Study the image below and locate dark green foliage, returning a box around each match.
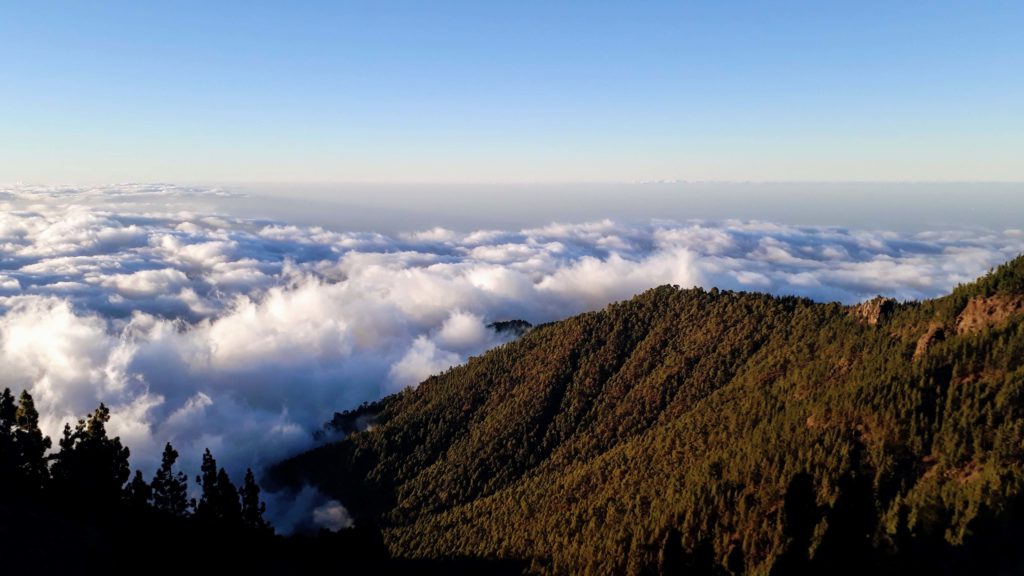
[195,448,244,525]
[0,388,52,495]
[241,468,271,531]
[0,385,52,494]
[770,472,818,576]
[273,255,1024,575]
[50,403,131,506]
[0,392,411,573]
[0,388,16,482]
[197,446,218,514]
[151,442,189,516]
[14,390,51,490]
[216,468,242,523]
[488,319,533,337]
[125,469,153,508]
[320,399,388,439]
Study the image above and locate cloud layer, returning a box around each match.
[1,184,1022,526]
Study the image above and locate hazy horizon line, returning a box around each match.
[6,179,1024,188]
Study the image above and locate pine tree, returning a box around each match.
[50,403,131,506]
[0,389,51,493]
[14,390,51,490]
[240,468,270,532]
[195,449,242,525]
[0,388,15,428]
[125,469,153,509]
[215,468,242,525]
[151,443,189,516]
[196,448,218,518]
[0,388,16,486]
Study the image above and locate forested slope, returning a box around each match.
[273,255,1024,575]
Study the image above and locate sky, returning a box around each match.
[1,1,1022,184]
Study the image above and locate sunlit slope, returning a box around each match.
[273,255,1024,575]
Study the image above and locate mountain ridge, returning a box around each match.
[272,255,1024,575]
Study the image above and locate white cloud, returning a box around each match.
[435,311,493,353]
[312,500,354,531]
[0,183,1022,524]
[402,226,460,243]
[536,249,703,309]
[388,336,462,392]
[100,268,189,298]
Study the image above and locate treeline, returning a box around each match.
[0,389,525,575]
[273,255,1024,575]
[0,391,278,569]
[0,391,390,574]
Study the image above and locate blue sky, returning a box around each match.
[1,1,1021,184]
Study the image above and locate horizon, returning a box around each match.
[7,181,1024,234]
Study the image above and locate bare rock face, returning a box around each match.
[956,295,1024,335]
[852,296,897,326]
[914,323,946,360]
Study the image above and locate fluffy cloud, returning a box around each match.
[100,268,190,298]
[1,183,1022,529]
[312,500,354,531]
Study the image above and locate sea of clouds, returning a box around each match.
[2,183,1022,527]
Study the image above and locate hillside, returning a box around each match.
[272,255,1024,575]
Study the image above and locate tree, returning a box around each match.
[0,388,17,486]
[195,449,241,525]
[151,443,189,516]
[241,468,270,532]
[769,472,819,576]
[811,469,879,574]
[0,388,15,427]
[196,448,219,518]
[125,470,153,509]
[14,390,51,490]
[50,403,131,506]
[0,389,51,493]
[215,468,242,525]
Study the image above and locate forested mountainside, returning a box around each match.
[272,255,1024,575]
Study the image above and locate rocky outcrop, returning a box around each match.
[956,295,1024,335]
[914,323,946,360]
[851,296,897,326]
